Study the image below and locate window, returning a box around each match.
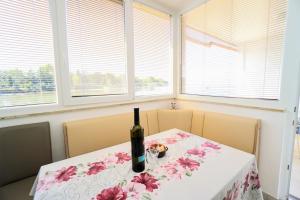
[0,0,174,111]
[0,0,57,108]
[66,0,127,97]
[181,0,288,99]
[133,2,172,96]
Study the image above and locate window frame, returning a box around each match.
[0,0,175,117]
[59,0,134,105]
[177,1,288,111]
[0,0,61,113]
[59,0,175,105]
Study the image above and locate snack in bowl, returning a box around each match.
[149,143,168,158]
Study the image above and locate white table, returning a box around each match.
[31,129,263,200]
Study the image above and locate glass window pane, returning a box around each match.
[66,0,127,97]
[0,0,57,107]
[133,3,172,96]
[181,0,288,99]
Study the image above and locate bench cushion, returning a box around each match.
[157,109,193,132]
[64,112,148,157]
[0,176,35,200]
[203,112,260,155]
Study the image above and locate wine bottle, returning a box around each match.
[130,108,145,172]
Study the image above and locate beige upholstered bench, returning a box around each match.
[64,109,260,159]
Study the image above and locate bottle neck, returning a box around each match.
[134,108,140,126]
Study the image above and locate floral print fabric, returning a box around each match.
[221,163,262,200]
[34,131,262,200]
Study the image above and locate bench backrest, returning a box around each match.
[64,112,148,157]
[64,109,260,158]
[157,109,193,132]
[202,112,260,158]
[0,122,52,186]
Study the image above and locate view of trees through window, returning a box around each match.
[70,73,168,97]
[133,2,172,96]
[0,65,56,107]
[0,0,57,108]
[0,64,168,107]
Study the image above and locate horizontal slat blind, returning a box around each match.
[133,2,172,96]
[0,0,57,107]
[66,0,127,97]
[182,0,288,99]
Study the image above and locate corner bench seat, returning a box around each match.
[0,176,35,200]
[64,109,260,159]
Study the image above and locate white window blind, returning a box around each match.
[133,3,172,96]
[66,0,127,97]
[181,0,288,99]
[0,0,57,108]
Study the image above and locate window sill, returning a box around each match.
[1,93,285,120]
[0,95,175,120]
[177,94,286,112]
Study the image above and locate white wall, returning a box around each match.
[176,100,286,198]
[0,100,172,161]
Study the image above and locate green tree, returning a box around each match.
[39,64,55,91]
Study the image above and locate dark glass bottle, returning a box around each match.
[130,108,145,172]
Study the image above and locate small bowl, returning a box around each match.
[149,143,168,158]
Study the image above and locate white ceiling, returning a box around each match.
[151,0,196,11]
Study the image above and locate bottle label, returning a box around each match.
[138,155,145,162]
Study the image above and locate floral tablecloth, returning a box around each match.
[31,128,263,200]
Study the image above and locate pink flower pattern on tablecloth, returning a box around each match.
[145,132,191,147]
[36,133,214,194]
[242,174,250,193]
[131,172,159,192]
[161,162,185,179]
[36,132,262,200]
[223,164,262,200]
[165,137,178,144]
[36,177,55,191]
[36,151,131,192]
[87,161,106,175]
[115,152,131,164]
[201,141,221,150]
[249,170,261,190]
[187,147,206,158]
[177,132,191,139]
[95,186,127,200]
[223,182,240,200]
[55,166,77,183]
[177,157,200,171]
